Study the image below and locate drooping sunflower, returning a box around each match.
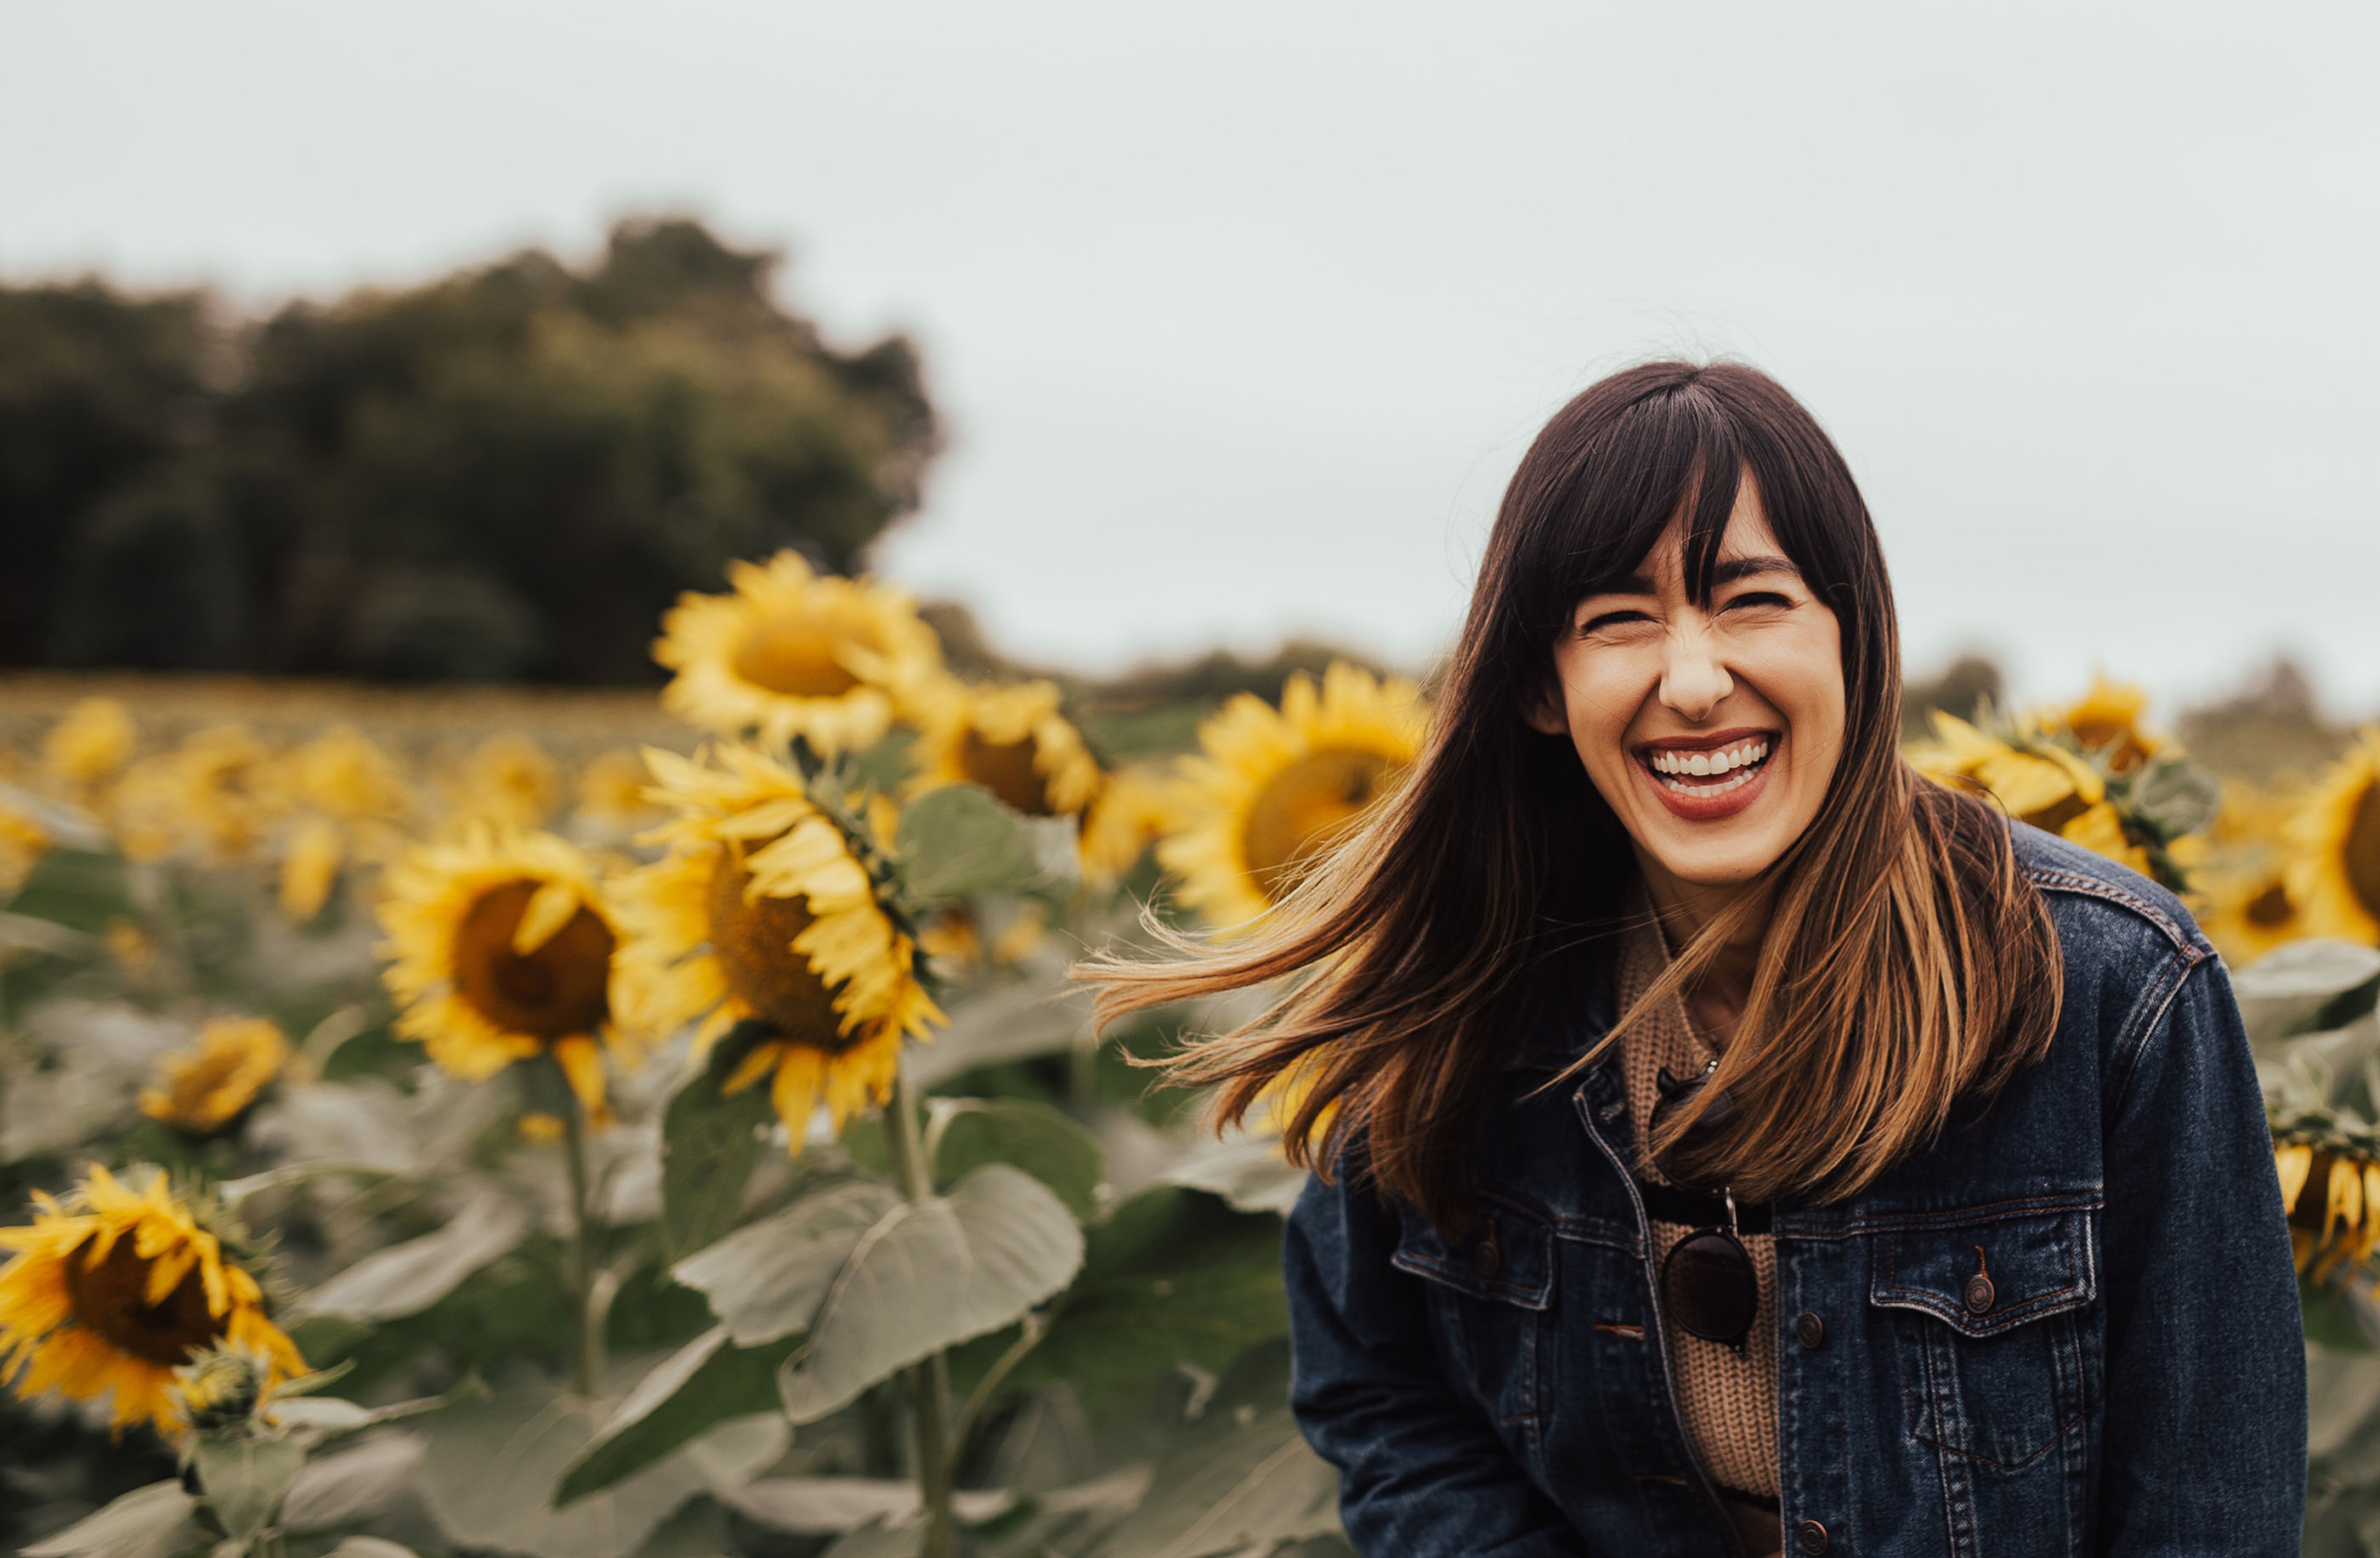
[2044,677,2166,774]
[377,826,633,1118]
[652,551,944,755]
[612,744,941,1147]
[0,1166,303,1437]
[2287,728,2380,946]
[1907,711,2157,878]
[139,1018,292,1137]
[910,680,1104,820]
[1159,662,1429,932]
[2275,1138,2380,1284]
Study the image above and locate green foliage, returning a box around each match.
[930,1099,1105,1220]
[896,784,1048,905]
[0,218,938,683]
[660,1025,781,1259]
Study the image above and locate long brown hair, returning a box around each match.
[1080,360,2063,1236]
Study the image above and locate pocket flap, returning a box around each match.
[1870,1208,2096,1337]
[1391,1194,1556,1311]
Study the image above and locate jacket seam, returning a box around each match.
[1775,1190,2103,1239]
[2021,864,2202,952]
[2102,949,2203,1118]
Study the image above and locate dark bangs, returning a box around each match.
[1505,367,1884,711]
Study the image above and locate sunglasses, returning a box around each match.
[1646,1060,1765,1351]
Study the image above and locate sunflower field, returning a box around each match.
[2,548,2379,1557]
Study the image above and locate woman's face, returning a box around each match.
[1527,479,1846,891]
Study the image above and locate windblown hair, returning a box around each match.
[1080,361,2064,1236]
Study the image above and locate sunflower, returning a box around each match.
[910,680,1104,820]
[1079,763,1176,887]
[2193,779,2307,964]
[0,1166,303,1437]
[652,551,944,755]
[1159,663,1429,931]
[2287,728,2380,946]
[612,744,941,1148]
[574,748,661,837]
[1910,711,2106,834]
[112,725,280,865]
[439,734,560,833]
[2275,1139,2380,1283]
[139,1018,292,1136]
[2044,677,2165,774]
[41,697,137,802]
[273,726,416,918]
[377,825,633,1119]
[0,793,48,898]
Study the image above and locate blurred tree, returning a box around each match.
[0,283,217,666]
[0,217,938,683]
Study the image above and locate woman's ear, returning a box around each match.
[1522,677,1570,737]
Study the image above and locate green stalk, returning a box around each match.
[887,1063,958,1558]
[561,1085,604,1398]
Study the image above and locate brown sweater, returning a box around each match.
[1617,909,1783,1558]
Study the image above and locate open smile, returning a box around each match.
[1631,728,1781,821]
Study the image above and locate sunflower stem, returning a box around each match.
[561,1090,604,1399]
[887,1062,959,1558]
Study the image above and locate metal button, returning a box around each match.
[1796,1518,1830,1555]
[1794,1311,1826,1350]
[1476,1220,1502,1279]
[1963,1273,1996,1316]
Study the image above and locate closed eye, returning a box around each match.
[1578,609,1654,634]
[1722,592,1794,612]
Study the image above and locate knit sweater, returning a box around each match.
[1616,908,1782,1556]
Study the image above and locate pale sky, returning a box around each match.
[5,2,2376,717]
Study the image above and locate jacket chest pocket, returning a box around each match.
[1391,1195,1556,1431]
[1869,1206,2098,1471]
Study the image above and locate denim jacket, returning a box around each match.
[1284,824,2305,1556]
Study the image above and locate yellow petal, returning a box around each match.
[2276,1142,2315,1215]
[512,878,585,956]
[552,1034,609,1121]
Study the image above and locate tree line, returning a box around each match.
[0,218,938,683]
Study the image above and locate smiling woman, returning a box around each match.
[1080,360,2304,1557]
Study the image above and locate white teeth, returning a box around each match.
[1646,739,1771,778]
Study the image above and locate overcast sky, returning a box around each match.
[6,3,2375,716]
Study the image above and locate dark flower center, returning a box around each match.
[706,853,864,1052]
[62,1233,224,1368]
[453,879,615,1039]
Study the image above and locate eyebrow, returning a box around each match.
[1598,555,1803,596]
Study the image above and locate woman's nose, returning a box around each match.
[1659,632,1732,722]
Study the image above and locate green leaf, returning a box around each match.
[2237,939,2380,1054]
[326,1540,422,1558]
[2306,1278,2380,1354]
[779,1164,1085,1424]
[414,1372,786,1558]
[908,972,1095,1090]
[4,845,131,936]
[897,784,1042,903]
[20,1480,199,1558]
[1017,1187,1287,1393]
[659,1028,779,1260]
[556,1325,805,1506]
[279,1434,434,1533]
[2127,752,2223,841]
[296,1190,529,1321]
[1162,1136,1310,1216]
[672,1180,903,1345]
[192,1436,309,1544]
[1091,1340,1338,1558]
[821,1521,923,1558]
[932,1098,1105,1220]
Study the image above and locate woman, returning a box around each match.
[1085,362,2304,1555]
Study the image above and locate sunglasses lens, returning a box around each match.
[1662,1230,1759,1345]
